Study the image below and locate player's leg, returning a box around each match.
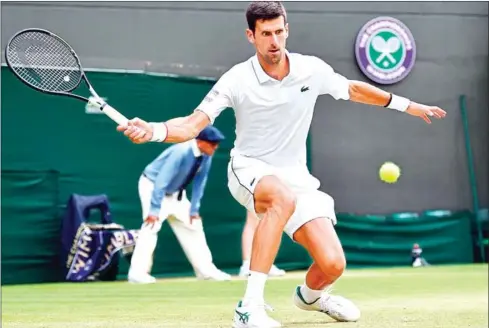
[128,175,163,284]
[228,156,295,328]
[292,218,360,322]
[288,191,360,322]
[239,210,286,277]
[245,175,295,290]
[235,175,294,328]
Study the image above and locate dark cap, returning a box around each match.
[196,125,225,143]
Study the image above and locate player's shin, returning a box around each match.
[306,261,342,288]
[294,218,346,299]
[301,262,336,303]
[243,208,288,304]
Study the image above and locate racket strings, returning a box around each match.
[7,31,82,92]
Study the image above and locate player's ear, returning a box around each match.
[285,23,289,39]
[246,29,255,45]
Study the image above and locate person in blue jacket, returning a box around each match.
[128,125,231,283]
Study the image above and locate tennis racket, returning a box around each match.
[5,28,128,125]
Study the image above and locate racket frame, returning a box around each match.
[5,28,128,125]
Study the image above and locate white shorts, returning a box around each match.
[227,155,337,240]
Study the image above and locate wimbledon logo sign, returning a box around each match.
[355,16,416,85]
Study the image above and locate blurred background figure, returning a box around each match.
[411,243,430,267]
[239,211,286,277]
[129,125,231,283]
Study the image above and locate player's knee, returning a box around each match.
[333,254,347,276]
[313,244,346,278]
[323,252,346,278]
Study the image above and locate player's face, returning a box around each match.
[246,16,288,65]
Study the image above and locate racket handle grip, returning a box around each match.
[101,103,129,126]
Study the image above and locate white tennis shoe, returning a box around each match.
[232,300,281,328]
[293,285,361,322]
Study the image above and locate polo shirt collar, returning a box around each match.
[251,49,293,84]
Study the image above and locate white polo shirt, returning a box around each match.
[196,51,350,168]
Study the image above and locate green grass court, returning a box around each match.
[2,264,487,328]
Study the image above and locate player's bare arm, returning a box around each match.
[348,80,447,124]
[163,110,210,142]
[116,110,210,144]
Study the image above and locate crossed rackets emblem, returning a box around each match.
[371,35,401,64]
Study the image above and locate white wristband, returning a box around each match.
[149,122,168,142]
[386,94,411,112]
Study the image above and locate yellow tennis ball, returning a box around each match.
[379,161,401,183]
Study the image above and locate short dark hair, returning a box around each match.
[246,1,287,33]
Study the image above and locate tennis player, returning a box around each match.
[117,2,446,327]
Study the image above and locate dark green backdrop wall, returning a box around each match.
[1,68,474,285]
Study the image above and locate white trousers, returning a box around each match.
[129,175,217,278]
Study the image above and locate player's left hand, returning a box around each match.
[406,103,447,124]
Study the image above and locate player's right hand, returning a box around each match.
[117,117,153,144]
